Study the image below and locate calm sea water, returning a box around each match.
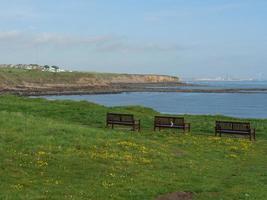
[42,81,267,119]
[149,80,267,90]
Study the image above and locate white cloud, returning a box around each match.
[0,31,117,47]
[32,32,115,46]
[0,30,21,39]
[0,31,184,53]
[97,42,186,53]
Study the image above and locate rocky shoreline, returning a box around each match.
[1,68,266,96]
[1,82,267,96]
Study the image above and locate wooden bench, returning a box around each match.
[106,113,140,131]
[154,116,190,132]
[215,121,256,140]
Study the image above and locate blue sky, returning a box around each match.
[0,0,267,79]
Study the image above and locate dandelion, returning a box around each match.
[208,137,221,141]
[36,160,48,167]
[38,151,46,155]
[139,158,152,164]
[102,181,114,189]
[124,154,133,162]
[229,154,238,158]
[229,146,239,151]
[11,184,23,191]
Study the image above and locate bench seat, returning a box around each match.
[215,121,256,140]
[217,130,252,134]
[155,124,188,128]
[106,113,140,131]
[154,116,190,133]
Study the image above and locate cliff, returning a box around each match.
[0,67,180,95]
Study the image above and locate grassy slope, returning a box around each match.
[0,95,266,200]
[0,68,178,87]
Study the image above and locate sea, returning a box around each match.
[41,81,267,119]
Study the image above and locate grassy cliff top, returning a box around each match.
[0,95,267,199]
[0,67,179,88]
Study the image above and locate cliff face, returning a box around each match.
[108,74,179,83]
[0,68,180,94]
[76,74,179,86]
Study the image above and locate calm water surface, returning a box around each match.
[42,91,267,119]
[149,81,267,90]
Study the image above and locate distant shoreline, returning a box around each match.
[1,68,267,96]
[1,82,267,96]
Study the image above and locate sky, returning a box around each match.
[0,0,267,79]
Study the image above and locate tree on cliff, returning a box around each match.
[43,65,50,70]
[51,65,59,72]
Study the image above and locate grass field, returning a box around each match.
[0,68,178,89]
[0,67,121,84]
[0,95,267,199]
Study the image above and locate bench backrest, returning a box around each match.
[216,121,250,131]
[107,113,134,123]
[155,116,185,126]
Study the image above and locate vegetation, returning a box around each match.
[0,95,266,199]
[0,68,179,89]
[0,67,123,85]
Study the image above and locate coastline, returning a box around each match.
[1,82,267,96]
[1,68,266,96]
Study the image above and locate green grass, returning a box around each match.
[0,68,179,88]
[0,67,123,86]
[0,95,267,199]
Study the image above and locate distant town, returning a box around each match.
[0,64,71,73]
[183,76,263,82]
[193,77,256,82]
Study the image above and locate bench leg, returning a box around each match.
[249,131,256,141]
[187,126,190,133]
[112,124,114,129]
[253,129,256,141]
